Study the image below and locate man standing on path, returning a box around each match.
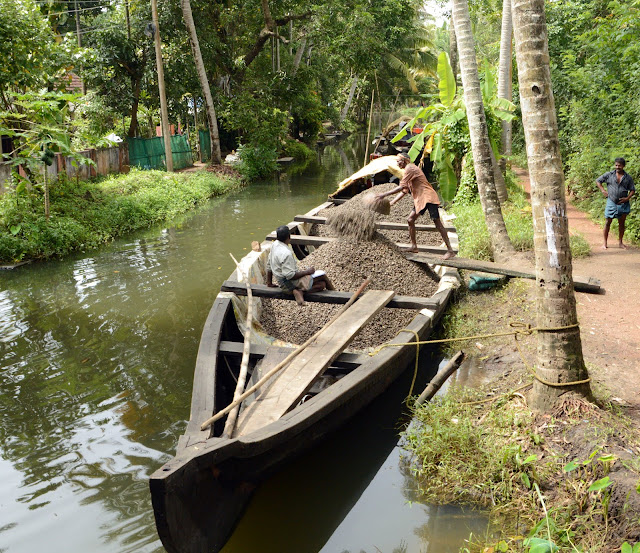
[596,157,635,249]
[374,153,456,259]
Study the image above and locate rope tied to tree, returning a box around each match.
[371,321,590,398]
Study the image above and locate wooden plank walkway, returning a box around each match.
[404,253,603,294]
[220,281,439,309]
[264,233,455,255]
[234,289,395,436]
[293,214,456,233]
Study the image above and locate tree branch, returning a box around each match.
[240,1,311,73]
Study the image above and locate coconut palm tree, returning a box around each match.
[511,0,591,410]
[181,0,222,165]
[497,0,513,179]
[452,0,515,262]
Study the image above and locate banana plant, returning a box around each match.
[392,53,515,202]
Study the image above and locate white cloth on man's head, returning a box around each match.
[266,240,298,281]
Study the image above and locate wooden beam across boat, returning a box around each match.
[218,340,368,367]
[234,290,396,436]
[264,233,455,255]
[220,281,439,310]
[293,214,456,233]
[404,253,603,294]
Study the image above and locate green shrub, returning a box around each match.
[0,168,241,263]
[236,143,279,181]
[283,139,314,161]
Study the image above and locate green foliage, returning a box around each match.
[235,143,278,181]
[393,54,514,201]
[0,0,73,94]
[545,0,640,244]
[403,386,540,506]
[283,139,314,161]
[0,169,241,263]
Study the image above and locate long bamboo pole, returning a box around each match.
[222,254,253,438]
[200,278,371,431]
[363,90,375,167]
[415,351,465,405]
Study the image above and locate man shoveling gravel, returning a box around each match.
[375,152,456,259]
[266,225,335,305]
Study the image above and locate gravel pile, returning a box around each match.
[314,183,443,246]
[260,233,439,350]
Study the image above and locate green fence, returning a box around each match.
[199,130,211,162]
[128,135,193,170]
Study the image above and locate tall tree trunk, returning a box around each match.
[497,0,513,177]
[449,16,458,82]
[452,0,515,262]
[181,0,222,164]
[127,76,140,137]
[291,36,307,78]
[512,0,591,410]
[339,74,358,124]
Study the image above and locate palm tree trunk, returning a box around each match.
[449,14,458,81]
[512,0,591,410]
[497,0,513,177]
[181,0,222,165]
[452,0,515,261]
[339,74,358,124]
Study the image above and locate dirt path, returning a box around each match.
[514,168,640,409]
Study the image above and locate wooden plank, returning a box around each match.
[241,346,292,408]
[294,214,456,233]
[264,233,455,255]
[234,289,395,436]
[329,198,349,204]
[218,341,367,367]
[220,281,438,309]
[404,253,603,294]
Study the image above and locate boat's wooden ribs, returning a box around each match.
[264,233,455,255]
[218,341,367,367]
[293,214,456,233]
[220,281,439,310]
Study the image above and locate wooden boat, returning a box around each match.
[149,156,460,553]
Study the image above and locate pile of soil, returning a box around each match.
[260,233,439,350]
[312,184,444,247]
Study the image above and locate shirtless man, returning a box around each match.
[266,225,335,305]
[375,153,456,259]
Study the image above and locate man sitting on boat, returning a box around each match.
[266,225,335,305]
[374,152,456,259]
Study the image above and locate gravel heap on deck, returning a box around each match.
[312,183,444,246]
[259,232,439,351]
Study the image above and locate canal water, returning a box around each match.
[0,135,487,553]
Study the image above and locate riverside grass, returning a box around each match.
[451,171,591,260]
[0,168,242,263]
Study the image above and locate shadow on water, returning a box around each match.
[222,348,488,553]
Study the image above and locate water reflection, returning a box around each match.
[0,137,363,553]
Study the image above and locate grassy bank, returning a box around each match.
[403,280,640,552]
[0,168,242,264]
[450,169,591,260]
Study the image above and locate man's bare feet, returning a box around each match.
[620,243,627,249]
[602,244,608,250]
[293,289,305,306]
[405,246,419,253]
[442,250,456,260]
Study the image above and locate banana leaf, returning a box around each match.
[437,52,456,107]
